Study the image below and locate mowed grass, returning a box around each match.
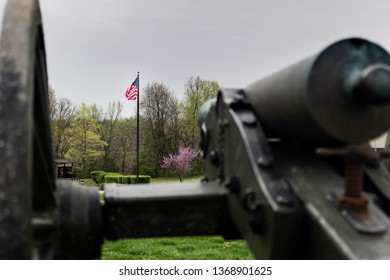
[150,174,204,184]
[82,174,203,186]
[83,174,254,259]
[101,236,254,260]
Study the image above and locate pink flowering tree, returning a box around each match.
[161,147,199,182]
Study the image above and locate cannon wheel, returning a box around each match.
[0,0,57,259]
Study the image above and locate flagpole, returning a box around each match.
[136,71,140,184]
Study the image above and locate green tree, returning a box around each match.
[48,84,57,121]
[90,101,123,171]
[181,76,219,148]
[67,104,107,177]
[48,86,77,159]
[115,117,136,174]
[140,82,181,177]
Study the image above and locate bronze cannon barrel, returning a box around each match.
[244,38,390,143]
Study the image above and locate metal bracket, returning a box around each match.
[328,192,387,234]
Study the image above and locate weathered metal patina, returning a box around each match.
[244,38,390,143]
[3,0,390,259]
[0,0,57,259]
[0,0,102,260]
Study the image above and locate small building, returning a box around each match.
[55,159,74,179]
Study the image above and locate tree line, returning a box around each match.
[49,76,219,178]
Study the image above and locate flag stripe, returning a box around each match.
[125,76,139,101]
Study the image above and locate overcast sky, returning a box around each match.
[20,0,390,116]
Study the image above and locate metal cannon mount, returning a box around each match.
[3,0,390,259]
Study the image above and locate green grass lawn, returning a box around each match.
[82,178,96,186]
[150,174,204,184]
[82,174,203,187]
[101,236,254,260]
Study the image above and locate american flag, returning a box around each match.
[125,77,139,100]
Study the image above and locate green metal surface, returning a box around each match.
[244,38,390,143]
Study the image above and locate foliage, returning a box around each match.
[72,166,83,179]
[105,174,151,184]
[93,171,151,184]
[49,77,220,178]
[104,173,123,183]
[90,170,105,184]
[140,82,181,177]
[49,86,77,159]
[139,164,157,178]
[67,104,107,177]
[181,76,219,149]
[161,147,199,182]
[116,118,136,174]
[91,101,123,171]
[97,171,108,185]
[131,175,151,184]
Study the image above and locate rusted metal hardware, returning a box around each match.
[317,145,390,212]
[316,144,390,234]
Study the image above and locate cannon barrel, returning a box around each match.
[196,38,390,259]
[244,38,390,143]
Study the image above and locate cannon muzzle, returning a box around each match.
[244,38,390,143]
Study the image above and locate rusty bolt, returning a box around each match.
[316,143,390,215]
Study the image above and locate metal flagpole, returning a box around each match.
[136,71,140,183]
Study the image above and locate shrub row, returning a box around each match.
[90,170,105,184]
[105,175,151,184]
[91,171,121,185]
[90,170,151,185]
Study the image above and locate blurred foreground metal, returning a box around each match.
[2,0,390,259]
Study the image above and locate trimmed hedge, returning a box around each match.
[93,171,109,185]
[104,174,121,184]
[105,175,151,184]
[131,175,151,184]
[91,170,151,185]
[90,170,105,184]
[120,175,132,184]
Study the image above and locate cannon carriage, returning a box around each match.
[3,0,390,259]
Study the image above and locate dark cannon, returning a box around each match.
[2,0,390,259]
